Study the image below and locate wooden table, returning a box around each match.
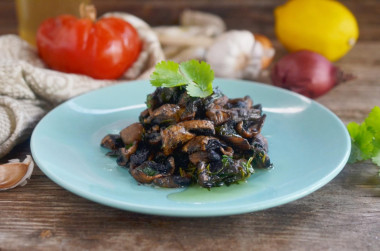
[1,1,380,250]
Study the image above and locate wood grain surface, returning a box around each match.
[1,0,380,250]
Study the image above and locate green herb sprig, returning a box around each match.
[347,106,380,166]
[150,60,214,98]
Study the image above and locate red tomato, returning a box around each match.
[37,15,142,79]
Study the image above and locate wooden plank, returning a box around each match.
[0,160,379,250]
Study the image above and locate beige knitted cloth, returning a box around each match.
[0,13,164,159]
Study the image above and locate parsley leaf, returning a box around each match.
[372,151,380,166]
[364,106,380,133]
[347,106,380,167]
[150,60,214,98]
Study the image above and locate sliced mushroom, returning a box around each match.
[252,133,269,153]
[235,115,266,139]
[182,136,218,153]
[227,96,253,109]
[129,143,151,168]
[161,125,195,155]
[229,107,262,122]
[206,109,230,125]
[222,135,251,151]
[145,104,182,125]
[213,95,229,107]
[0,155,34,191]
[129,161,163,184]
[106,149,120,157]
[117,141,138,166]
[140,108,149,117]
[153,175,192,188]
[145,87,182,110]
[189,151,209,165]
[166,156,176,175]
[197,162,212,188]
[177,91,192,107]
[180,120,215,135]
[208,149,222,162]
[179,108,196,121]
[151,125,160,132]
[101,134,124,150]
[220,146,234,157]
[145,132,162,145]
[252,148,272,169]
[120,123,144,145]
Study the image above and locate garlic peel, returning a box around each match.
[0,155,34,191]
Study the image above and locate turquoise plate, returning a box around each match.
[31,79,351,217]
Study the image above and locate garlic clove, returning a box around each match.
[0,155,34,191]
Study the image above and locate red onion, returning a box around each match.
[271,50,354,98]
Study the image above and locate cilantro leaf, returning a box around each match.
[186,81,213,98]
[180,60,214,98]
[149,60,214,98]
[150,61,188,87]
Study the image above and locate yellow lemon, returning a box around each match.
[274,0,359,61]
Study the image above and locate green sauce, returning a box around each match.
[167,181,256,203]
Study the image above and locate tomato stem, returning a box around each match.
[79,3,96,21]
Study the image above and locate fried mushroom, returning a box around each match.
[120,123,144,145]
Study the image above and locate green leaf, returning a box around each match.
[347,121,374,160]
[149,60,214,98]
[347,106,380,167]
[364,106,380,134]
[180,60,214,98]
[372,151,380,166]
[357,126,374,160]
[150,61,188,88]
[347,122,360,139]
[373,130,380,151]
[186,81,213,98]
[348,141,363,163]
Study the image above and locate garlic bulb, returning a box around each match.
[206,31,275,80]
[0,155,34,191]
[206,30,255,79]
